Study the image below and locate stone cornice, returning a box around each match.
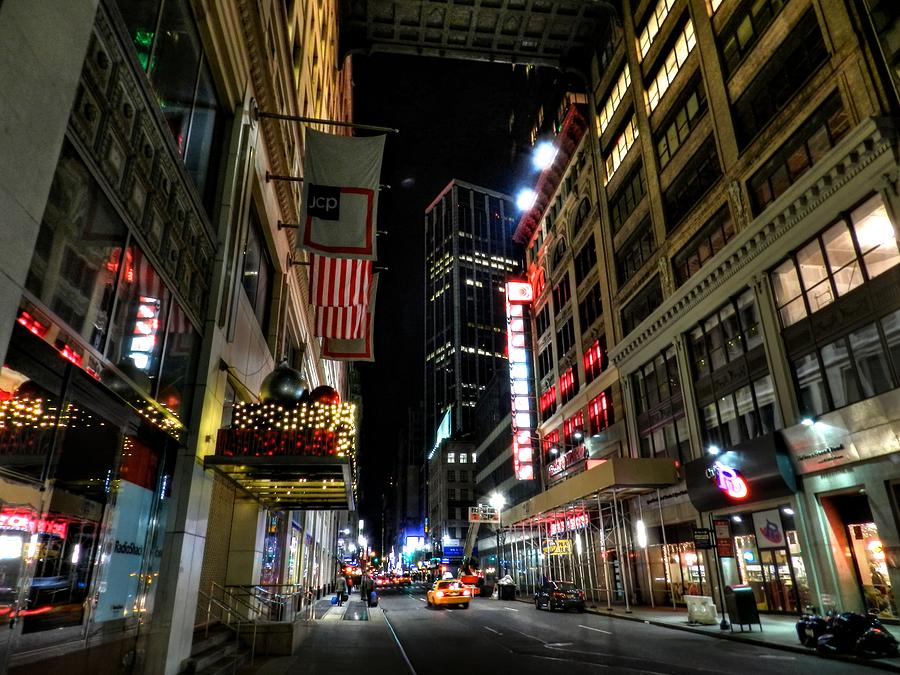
[609,117,900,372]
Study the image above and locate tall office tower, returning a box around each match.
[424,180,521,446]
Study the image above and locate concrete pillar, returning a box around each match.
[751,273,800,425]
[225,499,265,585]
[0,0,99,364]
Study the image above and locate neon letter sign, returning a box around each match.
[711,461,749,500]
[506,281,534,481]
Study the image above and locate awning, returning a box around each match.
[204,454,354,511]
[502,456,678,526]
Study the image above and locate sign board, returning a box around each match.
[468,505,500,524]
[692,527,713,550]
[505,281,535,481]
[548,512,589,536]
[752,509,786,549]
[547,444,587,479]
[443,546,463,557]
[542,539,572,555]
[713,519,734,557]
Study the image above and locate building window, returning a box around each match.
[621,276,663,337]
[447,452,456,464]
[719,0,787,77]
[688,291,779,449]
[574,241,598,285]
[605,115,640,183]
[579,285,604,333]
[589,390,613,434]
[573,197,592,235]
[583,339,607,384]
[459,453,467,463]
[543,429,560,462]
[672,206,735,287]
[540,386,558,419]
[616,218,655,287]
[597,66,632,134]
[732,9,828,148]
[663,135,722,229]
[563,412,585,445]
[553,277,572,313]
[552,239,568,269]
[770,195,900,328]
[632,346,690,462]
[638,0,677,59]
[535,303,551,337]
[538,343,554,379]
[241,209,273,332]
[647,20,697,112]
[556,318,576,356]
[448,488,456,500]
[560,367,578,404]
[609,164,647,233]
[655,75,708,170]
[447,470,456,482]
[749,92,850,214]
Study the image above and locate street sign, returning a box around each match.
[692,526,714,550]
[468,505,500,524]
[443,546,463,557]
[541,539,572,555]
[713,519,734,557]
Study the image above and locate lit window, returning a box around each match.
[605,115,639,183]
[471,453,476,463]
[458,453,467,464]
[638,0,677,59]
[447,452,455,464]
[597,66,632,135]
[589,391,612,434]
[646,20,696,112]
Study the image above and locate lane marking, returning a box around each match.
[503,607,519,612]
[382,611,418,675]
[579,625,612,634]
[484,626,502,635]
[515,630,544,642]
[417,598,426,602]
[545,642,574,647]
[759,655,796,660]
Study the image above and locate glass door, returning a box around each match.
[848,521,896,619]
[758,549,799,612]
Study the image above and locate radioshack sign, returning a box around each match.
[506,281,534,481]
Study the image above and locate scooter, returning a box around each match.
[816,611,899,659]
[795,606,830,648]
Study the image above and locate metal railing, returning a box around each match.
[198,584,258,668]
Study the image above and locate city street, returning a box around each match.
[378,587,870,675]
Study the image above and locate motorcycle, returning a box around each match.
[795,606,830,648]
[816,611,899,659]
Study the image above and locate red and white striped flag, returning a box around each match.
[309,255,372,307]
[314,305,366,340]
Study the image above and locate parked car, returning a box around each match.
[534,580,585,612]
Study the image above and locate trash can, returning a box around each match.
[725,585,761,632]
[499,584,516,601]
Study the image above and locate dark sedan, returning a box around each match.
[534,581,585,612]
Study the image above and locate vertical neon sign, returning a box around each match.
[506,281,534,480]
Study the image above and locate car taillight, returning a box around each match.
[553,592,567,599]
[578,592,585,600]
[435,591,444,598]
[463,590,471,596]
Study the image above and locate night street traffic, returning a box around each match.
[376,586,870,675]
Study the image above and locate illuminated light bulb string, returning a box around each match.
[218,400,357,459]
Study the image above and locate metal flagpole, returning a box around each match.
[251,102,400,134]
[657,489,676,610]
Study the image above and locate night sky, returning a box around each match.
[351,53,562,540]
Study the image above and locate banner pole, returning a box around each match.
[252,101,399,134]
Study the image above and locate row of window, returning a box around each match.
[579,285,604,333]
[647,19,696,112]
[605,115,640,183]
[719,0,786,77]
[617,219,656,287]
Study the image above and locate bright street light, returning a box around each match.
[516,188,537,211]
[532,141,557,170]
[489,493,506,511]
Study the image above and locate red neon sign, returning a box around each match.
[0,512,68,538]
[712,462,749,500]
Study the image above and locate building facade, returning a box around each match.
[499,0,900,622]
[0,1,357,673]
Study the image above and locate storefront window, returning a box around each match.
[850,522,895,618]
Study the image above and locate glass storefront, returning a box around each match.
[647,523,708,605]
[717,506,810,613]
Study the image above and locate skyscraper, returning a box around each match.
[424,180,521,446]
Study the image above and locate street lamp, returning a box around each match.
[515,188,537,211]
[532,141,557,170]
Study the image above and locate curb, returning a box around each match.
[510,597,900,673]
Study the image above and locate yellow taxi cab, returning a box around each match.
[426,579,472,609]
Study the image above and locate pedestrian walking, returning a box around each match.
[336,574,348,606]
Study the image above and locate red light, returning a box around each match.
[506,281,533,304]
[462,589,471,597]
[58,345,83,367]
[16,311,48,338]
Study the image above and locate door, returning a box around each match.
[758,549,799,612]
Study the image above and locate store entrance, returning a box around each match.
[824,493,896,619]
[758,549,797,612]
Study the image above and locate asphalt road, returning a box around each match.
[378,585,863,675]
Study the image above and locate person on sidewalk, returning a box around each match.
[336,574,349,606]
[360,574,373,606]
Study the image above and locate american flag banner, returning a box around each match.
[323,273,378,362]
[314,305,366,341]
[309,255,372,307]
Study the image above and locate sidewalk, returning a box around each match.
[244,597,410,675]
[514,595,900,672]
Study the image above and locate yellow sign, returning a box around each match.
[542,539,572,555]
